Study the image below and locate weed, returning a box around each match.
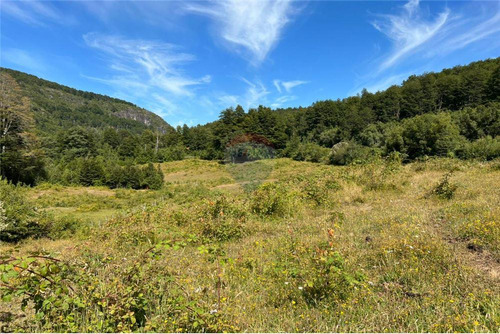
[431,172,458,199]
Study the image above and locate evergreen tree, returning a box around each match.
[79,158,104,186]
[141,163,164,190]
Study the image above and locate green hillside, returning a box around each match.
[0,68,172,135]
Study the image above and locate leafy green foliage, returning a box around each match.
[0,179,46,241]
[401,113,465,159]
[289,142,331,163]
[199,195,246,242]
[251,183,298,217]
[0,251,234,332]
[459,136,500,160]
[431,172,458,199]
[226,142,275,163]
[329,142,380,165]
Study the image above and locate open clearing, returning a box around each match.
[1,158,499,332]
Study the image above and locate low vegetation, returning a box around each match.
[1,157,499,332]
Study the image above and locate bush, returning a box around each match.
[300,245,365,305]
[251,183,297,217]
[295,173,340,206]
[0,252,235,332]
[198,195,246,241]
[272,235,365,308]
[329,142,379,165]
[0,179,46,242]
[123,165,142,189]
[319,127,343,147]
[401,113,465,159]
[431,172,457,199]
[46,215,86,239]
[453,104,500,140]
[141,163,164,190]
[201,213,244,242]
[359,123,384,147]
[458,136,500,160]
[105,164,125,188]
[292,142,331,163]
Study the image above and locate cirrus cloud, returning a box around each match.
[83,32,211,97]
[185,0,300,65]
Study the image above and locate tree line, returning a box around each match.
[1,58,499,187]
[180,58,499,163]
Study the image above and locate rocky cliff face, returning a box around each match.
[115,107,171,133]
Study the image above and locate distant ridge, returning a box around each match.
[0,67,172,134]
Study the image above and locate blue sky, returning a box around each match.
[1,0,499,127]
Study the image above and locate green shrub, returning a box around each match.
[0,179,46,242]
[123,165,142,189]
[201,216,244,242]
[104,163,164,190]
[46,215,86,239]
[329,142,379,165]
[79,158,105,186]
[401,113,466,159]
[300,245,365,305]
[0,250,236,332]
[458,136,500,160]
[453,104,500,140]
[431,172,457,199]
[141,163,164,190]
[296,173,340,206]
[251,183,297,217]
[292,142,331,163]
[226,142,275,163]
[105,164,125,188]
[319,127,344,147]
[200,195,245,241]
[271,236,365,308]
[359,123,384,147]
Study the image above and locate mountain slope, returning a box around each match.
[0,68,172,134]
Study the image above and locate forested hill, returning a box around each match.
[182,57,499,161]
[0,67,172,134]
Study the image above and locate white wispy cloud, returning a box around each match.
[372,0,449,71]
[354,1,500,95]
[218,95,240,108]
[83,33,210,97]
[1,48,46,72]
[82,33,212,121]
[151,94,178,117]
[1,0,73,26]
[273,80,308,93]
[217,78,300,110]
[185,0,299,65]
[273,79,282,93]
[270,95,296,109]
[431,10,500,56]
[240,78,270,108]
[217,78,270,110]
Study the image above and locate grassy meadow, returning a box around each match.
[1,158,499,332]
